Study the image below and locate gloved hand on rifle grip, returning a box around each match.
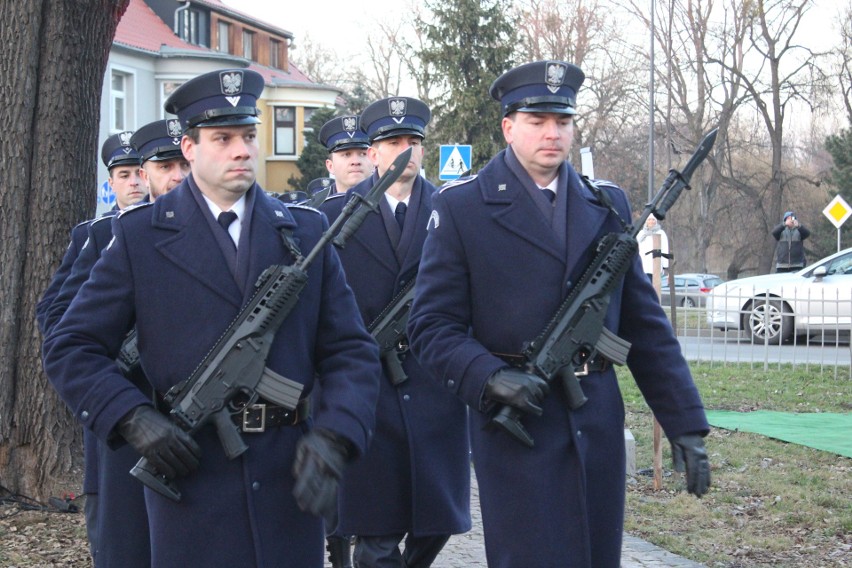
[670,434,711,497]
[117,405,202,479]
[484,368,550,416]
[292,428,353,520]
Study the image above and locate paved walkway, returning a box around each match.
[332,465,705,567]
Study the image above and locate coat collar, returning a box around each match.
[149,178,298,307]
[478,149,611,273]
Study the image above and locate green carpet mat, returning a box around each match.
[705,410,852,458]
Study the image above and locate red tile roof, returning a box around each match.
[113,0,323,89]
[114,0,207,54]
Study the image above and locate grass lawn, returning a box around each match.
[620,363,852,567]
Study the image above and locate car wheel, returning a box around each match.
[744,297,793,344]
[681,297,696,308]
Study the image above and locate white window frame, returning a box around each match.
[274,106,296,156]
[218,21,230,53]
[109,66,136,133]
[242,30,254,60]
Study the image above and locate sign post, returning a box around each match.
[439,144,472,181]
[822,195,851,252]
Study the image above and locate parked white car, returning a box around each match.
[707,247,852,343]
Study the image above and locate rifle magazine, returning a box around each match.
[596,328,630,365]
[256,367,304,410]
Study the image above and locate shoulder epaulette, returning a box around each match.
[116,201,153,218]
[90,215,114,227]
[285,204,322,214]
[439,174,478,193]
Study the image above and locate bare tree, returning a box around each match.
[834,3,852,124]
[0,0,128,501]
[289,34,345,87]
[514,0,646,192]
[721,0,829,272]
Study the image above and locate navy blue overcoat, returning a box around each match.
[44,178,381,567]
[36,219,95,336]
[408,150,708,568]
[321,173,470,537]
[48,213,151,568]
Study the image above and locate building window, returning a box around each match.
[177,8,208,47]
[274,107,295,155]
[110,69,134,132]
[269,39,280,68]
[242,30,254,60]
[217,21,230,53]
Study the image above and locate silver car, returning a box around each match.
[706,247,852,343]
[660,273,723,308]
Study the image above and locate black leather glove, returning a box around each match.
[671,434,711,497]
[117,405,202,479]
[484,368,550,416]
[292,428,353,520]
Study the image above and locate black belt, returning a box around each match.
[492,353,610,376]
[232,397,310,433]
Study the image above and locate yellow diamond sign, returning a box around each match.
[822,195,851,228]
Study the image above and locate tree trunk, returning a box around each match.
[0,0,128,501]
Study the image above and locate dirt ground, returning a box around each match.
[0,496,91,567]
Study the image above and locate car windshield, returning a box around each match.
[704,277,724,288]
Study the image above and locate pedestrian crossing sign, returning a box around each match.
[439,144,472,180]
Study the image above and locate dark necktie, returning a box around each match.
[395,202,407,230]
[541,188,556,203]
[218,210,238,248]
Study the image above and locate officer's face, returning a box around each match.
[369,135,424,184]
[109,164,146,210]
[502,112,574,184]
[182,125,258,204]
[140,157,190,200]
[326,148,372,193]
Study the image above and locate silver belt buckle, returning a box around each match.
[575,362,590,378]
[242,403,267,433]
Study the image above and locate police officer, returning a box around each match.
[408,61,710,568]
[35,132,145,335]
[321,97,471,568]
[319,115,373,195]
[35,131,146,562]
[43,68,381,567]
[133,118,191,200]
[103,131,147,210]
[41,119,192,567]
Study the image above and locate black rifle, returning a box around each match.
[302,186,332,209]
[333,148,413,248]
[129,147,412,501]
[115,329,140,378]
[367,279,415,385]
[492,128,718,447]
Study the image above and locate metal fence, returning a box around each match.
[661,287,851,379]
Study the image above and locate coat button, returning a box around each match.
[252,481,261,491]
[447,379,455,388]
[577,430,582,438]
[80,410,89,420]
[403,394,410,401]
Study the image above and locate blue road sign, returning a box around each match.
[439,144,472,180]
[98,180,115,206]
